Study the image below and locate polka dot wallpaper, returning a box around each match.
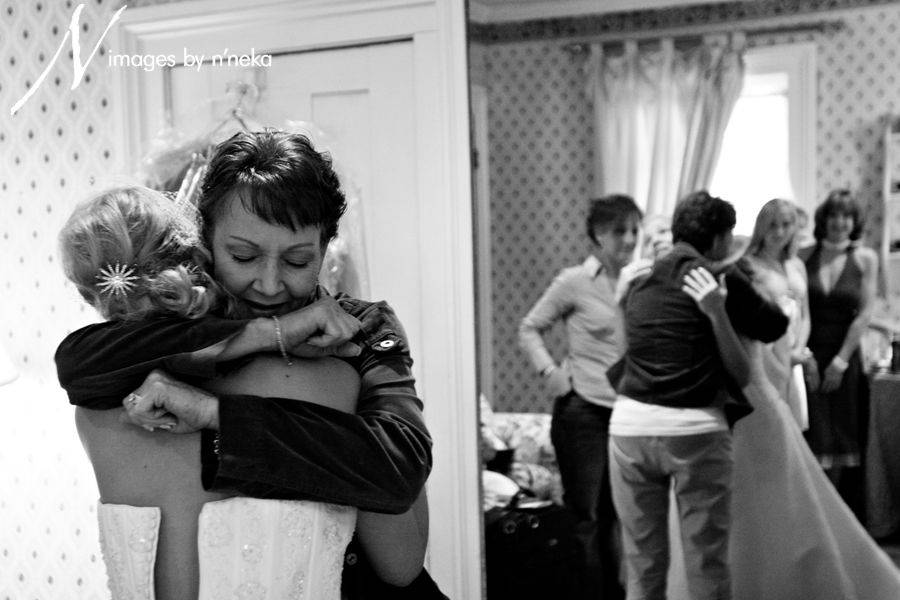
[480,2,900,413]
[0,0,186,597]
[478,40,596,412]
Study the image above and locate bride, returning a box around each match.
[672,199,900,599]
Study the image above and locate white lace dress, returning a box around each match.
[97,498,357,600]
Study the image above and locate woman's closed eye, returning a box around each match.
[231,255,309,269]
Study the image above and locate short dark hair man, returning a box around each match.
[607,191,788,600]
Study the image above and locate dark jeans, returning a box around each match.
[551,391,624,600]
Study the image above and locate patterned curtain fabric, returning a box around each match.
[588,35,745,219]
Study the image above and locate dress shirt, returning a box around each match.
[519,255,624,408]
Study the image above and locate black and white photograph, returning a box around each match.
[2,1,900,599]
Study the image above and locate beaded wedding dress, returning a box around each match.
[97,498,356,600]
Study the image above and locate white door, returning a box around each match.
[166,42,422,360]
[118,3,480,595]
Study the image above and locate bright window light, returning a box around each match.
[709,71,795,236]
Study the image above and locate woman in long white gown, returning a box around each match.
[670,199,900,599]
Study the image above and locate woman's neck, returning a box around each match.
[821,238,851,252]
[593,252,622,279]
[757,244,783,263]
[601,260,621,279]
[754,245,786,271]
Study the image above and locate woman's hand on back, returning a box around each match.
[682,267,727,317]
[122,369,220,433]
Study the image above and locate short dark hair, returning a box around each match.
[586,194,643,244]
[672,190,736,254]
[812,189,864,242]
[199,129,346,246]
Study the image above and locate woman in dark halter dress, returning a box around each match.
[801,189,877,515]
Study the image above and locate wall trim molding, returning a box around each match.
[468,0,897,43]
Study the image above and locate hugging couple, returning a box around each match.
[55,129,447,599]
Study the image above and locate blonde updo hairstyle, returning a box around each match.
[59,186,217,321]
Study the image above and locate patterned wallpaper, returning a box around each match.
[481,2,900,413]
[480,40,595,412]
[0,0,184,597]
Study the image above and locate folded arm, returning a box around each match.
[723,258,790,344]
[55,299,432,514]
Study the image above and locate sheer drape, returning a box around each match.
[588,36,745,217]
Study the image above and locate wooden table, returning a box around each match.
[867,371,900,539]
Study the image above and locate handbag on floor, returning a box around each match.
[484,495,581,600]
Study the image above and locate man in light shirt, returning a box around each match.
[519,194,642,600]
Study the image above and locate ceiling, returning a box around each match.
[468,0,744,23]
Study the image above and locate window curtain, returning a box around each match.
[588,35,745,218]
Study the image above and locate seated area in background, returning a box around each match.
[479,395,582,600]
[480,394,561,509]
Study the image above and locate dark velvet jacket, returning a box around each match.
[55,296,447,599]
[609,243,790,425]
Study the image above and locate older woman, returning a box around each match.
[800,189,877,514]
[56,132,442,599]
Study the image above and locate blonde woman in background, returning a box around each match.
[741,199,813,428]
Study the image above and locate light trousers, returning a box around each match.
[609,432,733,600]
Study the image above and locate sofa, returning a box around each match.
[480,395,563,508]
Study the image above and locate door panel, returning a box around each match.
[167,41,421,364]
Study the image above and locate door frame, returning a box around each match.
[112,1,480,597]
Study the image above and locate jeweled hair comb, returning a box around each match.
[96,263,139,297]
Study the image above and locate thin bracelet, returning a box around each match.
[271,315,293,366]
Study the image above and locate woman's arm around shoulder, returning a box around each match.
[205,297,432,513]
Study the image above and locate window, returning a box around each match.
[709,43,816,236]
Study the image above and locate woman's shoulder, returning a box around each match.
[334,294,410,355]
